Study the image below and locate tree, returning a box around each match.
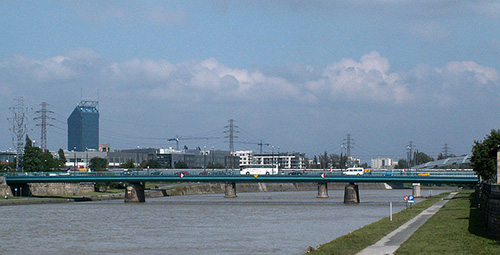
[318,151,330,169]
[413,151,434,165]
[396,159,409,169]
[89,157,109,171]
[57,149,67,168]
[119,160,135,169]
[207,162,224,169]
[21,135,42,171]
[329,154,341,168]
[20,135,60,171]
[471,129,500,180]
[146,160,162,169]
[175,161,188,169]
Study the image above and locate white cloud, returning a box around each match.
[307,51,410,104]
[1,50,498,110]
[441,61,499,85]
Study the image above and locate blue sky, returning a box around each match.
[1,1,500,163]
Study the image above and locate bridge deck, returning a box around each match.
[5,174,478,184]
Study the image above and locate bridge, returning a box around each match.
[3,169,478,203]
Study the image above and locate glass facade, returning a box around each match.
[67,101,99,151]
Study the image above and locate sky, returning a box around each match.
[1,1,500,163]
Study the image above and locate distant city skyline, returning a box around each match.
[1,1,499,163]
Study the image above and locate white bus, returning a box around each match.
[240,164,278,175]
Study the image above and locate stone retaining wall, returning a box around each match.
[478,183,500,237]
[160,182,389,196]
[0,176,13,197]
[28,182,94,196]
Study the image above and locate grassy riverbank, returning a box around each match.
[309,192,450,255]
[310,190,500,255]
[396,190,500,254]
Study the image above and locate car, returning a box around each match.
[175,171,189,176]
[288,171,303,175]
[383,170,394,176]
[418,173,430,177]
[199,171,210,175]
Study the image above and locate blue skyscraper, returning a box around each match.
[67,100,99,151]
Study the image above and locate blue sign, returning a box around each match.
[408,195,415,203]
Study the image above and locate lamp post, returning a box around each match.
[277,146,280,168]
[73,147,77,171]
[271,145,274,166]
[86,148,88,171]
[204,146,207,171]
[341,144,346,170]
[136,146,139,169]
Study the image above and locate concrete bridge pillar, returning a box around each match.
[412,183,421,198]
[125,182,145,203]
[344,182,360,204]
[224,182,237,198]
[317,182,328,198]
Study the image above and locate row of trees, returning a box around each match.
[20,136,66,172]
[306,150,436,169]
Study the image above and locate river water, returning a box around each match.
[0,189,445,255]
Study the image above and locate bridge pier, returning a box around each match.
[125,182,145,203]
[317,182,328,198]
[344,182,360,204]
[412,183,421,198]
[224,182,237,198]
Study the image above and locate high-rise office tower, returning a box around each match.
[67,100,99,151]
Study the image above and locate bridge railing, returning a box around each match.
[1,168,478,178]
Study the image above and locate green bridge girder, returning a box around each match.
[5,174,478,185]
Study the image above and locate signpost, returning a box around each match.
[404,195,414,208]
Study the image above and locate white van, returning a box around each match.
[342,167,364,176]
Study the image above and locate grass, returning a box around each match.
[309,192,450,255]
[395,190,500,254]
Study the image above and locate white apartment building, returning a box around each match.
[371,157,394,169]
[233,151,254,166]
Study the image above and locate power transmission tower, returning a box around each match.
[8,97,29,171]
[442,143,450,158]
[34,102,54,152]
[224,119,239,169]
[344,134,354,158]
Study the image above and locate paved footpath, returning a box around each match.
[357,192,458,255]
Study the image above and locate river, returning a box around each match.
[0,189,445,255]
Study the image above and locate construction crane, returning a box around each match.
[235,140,270,153]
[167,135,219,150]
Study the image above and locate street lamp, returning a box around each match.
[73,147,77,171]
[204,146,207,171]
[271,145,274,166]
